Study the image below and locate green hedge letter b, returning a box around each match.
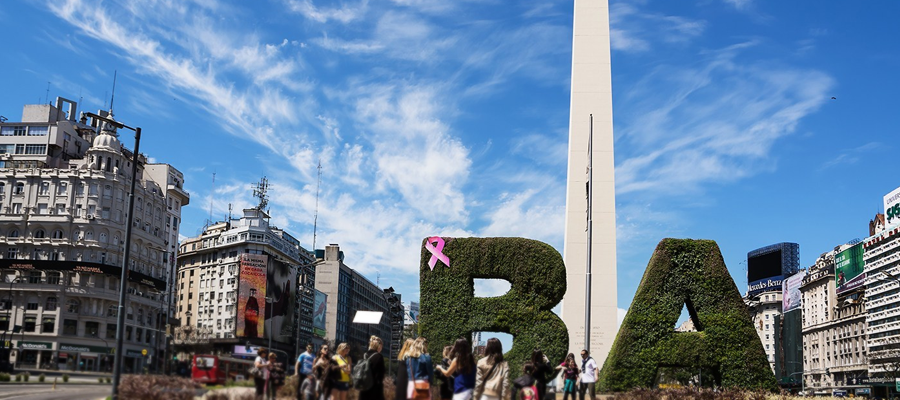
[419,237,569,374]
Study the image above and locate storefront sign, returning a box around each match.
[17,341,52,350]
[59,343,110,354]
[748,276,783,297]
[126,350,144,357]
[0,259,166,291]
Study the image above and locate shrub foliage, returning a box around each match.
[419,237,568,376]
[598,239,777,392]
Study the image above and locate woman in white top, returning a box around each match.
[254,348,270,398]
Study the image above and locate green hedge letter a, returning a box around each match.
[598,239,777,392]
[419,237,569,374]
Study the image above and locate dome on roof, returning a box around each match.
[92,131,121,151]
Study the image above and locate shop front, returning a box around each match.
[125,349,145,374]
[58,343,112,372]
[16,341,53,369]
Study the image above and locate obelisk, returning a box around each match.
[561,0,617,365]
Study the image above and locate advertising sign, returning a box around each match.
[0,259,166,291]
[748,275,783,297]
[885,186,900,227]
[782,270,806,312]
[836,243,865,295]
[313,290,327,338]
[267,258,297,344]
[236,254,268,338]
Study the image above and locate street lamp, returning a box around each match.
[85,111,141,400]
[265,297,273,353]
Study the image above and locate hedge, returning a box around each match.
[419,237,569,377]
[598,238,777,392]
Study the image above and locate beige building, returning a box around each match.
[0,98,188,373]
[175,208,314,358]
[562,0,617,362]
[800,250,868,394]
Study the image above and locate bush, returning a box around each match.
[14,373,21,382]
[98,377,105,383]
[62,373,69,383]
[599,239,777,392]
[38,373,45,383]
[106,377,112,383]
[420,237,569,377]
[22,372,30,382]
[117,374,202,400]
[0,373,10,382]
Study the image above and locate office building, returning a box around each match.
[745,242,800,372]
[866,189,900,398]
[314,244,392,358]
[175,207,313,359]
[0,97,188,373]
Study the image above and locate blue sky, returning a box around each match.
[1,0,899,328]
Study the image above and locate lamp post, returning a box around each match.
[2,276,19,372]
[266,297,273,353]
[85,112,141,400]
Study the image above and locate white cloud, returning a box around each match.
[615,43,834,196]
[609,3,705,53]
[286,0,369,23]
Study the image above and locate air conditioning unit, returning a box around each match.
[86,214,94,220]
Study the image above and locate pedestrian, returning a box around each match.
[473,338,509,400]
[530,350,553,400]
[395,338,415,400]
[331,343,352,400]
[436,338,476,400]
[269,353,286,399]
[513,362,538,400]
[554,357,578,400]
[296,344,316,400]
[314,345,336,400]
[359,336,386,400]
[407,337,434,400]
[438,346,454,400]
[301,373,318,400]
[578,350,598,400]
[254,348,270,399]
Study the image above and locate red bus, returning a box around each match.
[191,354,254,384]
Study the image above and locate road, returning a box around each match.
[0,384,109,400]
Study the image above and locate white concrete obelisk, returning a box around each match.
[561,0,617,365]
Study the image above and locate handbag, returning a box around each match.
[409,357,431,400]
[249,365,262,378]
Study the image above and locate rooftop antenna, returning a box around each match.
[45,82,51,104]
[252,176,270,213]
[109,70,117,117]
[228,203,233,222]
[312,160,322,251]
[207,171,216,228]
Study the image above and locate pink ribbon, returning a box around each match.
[424,236,450,271]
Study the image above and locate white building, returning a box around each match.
[175,208,314,358]
[404,301,419,326]
[745,290,782,372]
[0,97,188,373]
[865,211,900,382]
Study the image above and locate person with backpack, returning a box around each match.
[296,344,316,400]
[436,338,477,400]
[578,350,598,400]
[513,362,538,400]
[358,336,386,400]
[473,338,509,400]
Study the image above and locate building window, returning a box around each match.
[42,317,55,333]
[46,272,60,285]
[11,203,21,214]
[52,229,64,239]
[125,326,132,341]
[8,229,18,238]
[6,248,18,259]
[63,319,77,335]
[26,302,38,310]
[14,183,24,194]
[28,126,48,136]
[85,321,99,337]
[66,299,80,313]
[34,229,45,239]
[57,182,67,195]
[45,297,57,311]
[23,316,37,332]
[28,271,41,284]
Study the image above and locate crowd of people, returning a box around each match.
[261,336,600,400]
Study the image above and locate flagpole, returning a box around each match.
[585,114,593,352]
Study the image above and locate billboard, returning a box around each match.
[236,254,267,338]
[313,290,327,338]
[748,249,783,283]
[836,243,865,294]
[885,186,900,227]
[748,276,783,297]
[782,270,806,312]
[267,257,297,344]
